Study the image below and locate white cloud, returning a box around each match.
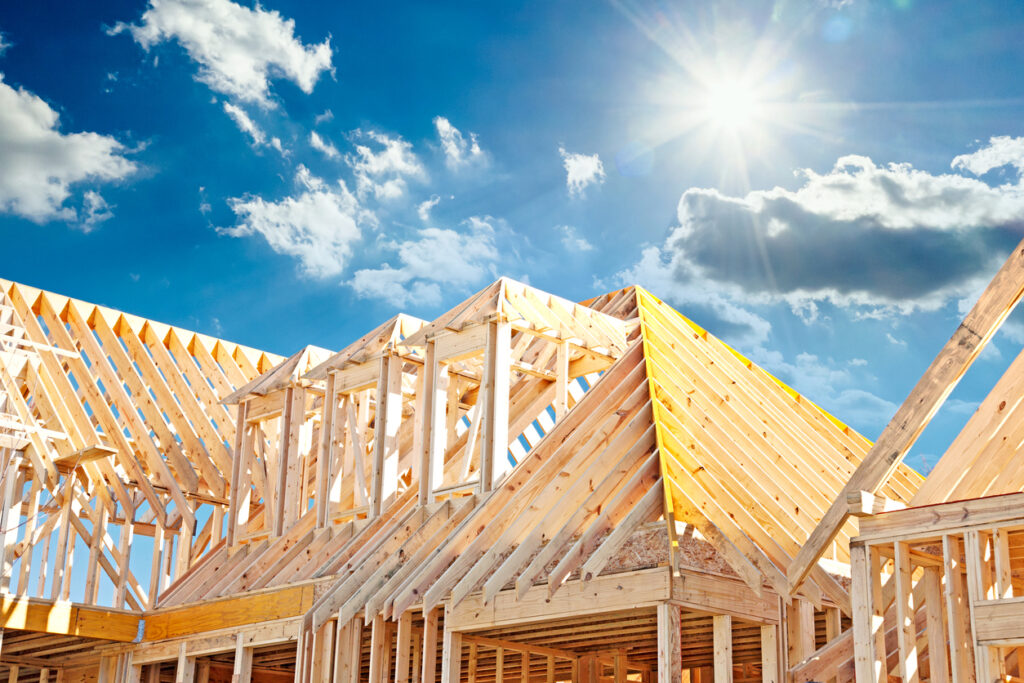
[417,194,441,222]
[223,102,265,145]
[0,75,136,225]
[112,0,332,106]
[616,139,1024,338]
[558,225,595,252]
[314,109,333,126]
[952,136,1024,176]
[434,116,484,169]
[559,146,606,197]
[346,130,424,200]
[81,191,114,230]
[220,165,373,278]
[350,216,499,307]
[0,31,10,55]
[885,332,907,348]
[309,130,339,159]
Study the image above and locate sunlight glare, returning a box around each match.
[702,79,762,131]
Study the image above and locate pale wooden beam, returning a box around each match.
[315,373,337,529]
[964,530,1005,683]
[419,342,448,505]
[421,607,439,683]
[713,615,733,683]
[657,603,681,683]
[371,355,403,518]
[369,614,389,683]
[786,599,814,668]
[922,566,950,683]
[466,642,477,683]
[396,611,414,683]
[850,544,879,683]
[0,450,21,592]
[942,535,973,683]
[231,633,252,683]
[479,321,511,493]
[175,644,196,683]
[226,401,249,547]
[894,542,920,683]
[759,625,777,683]
[439,627,461,683]
[554,341,569,419]
[789,236,1024,594]
[115,511,135,608]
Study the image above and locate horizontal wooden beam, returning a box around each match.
[460,634,577,661]
[847,490,906,517]
[0,595,141,642]
[855,491,1024,543]
[143,584,315,642]
[447,567,670,631]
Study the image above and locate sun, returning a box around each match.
[701,79,763,132]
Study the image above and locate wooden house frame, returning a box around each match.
[24,253,1024,683]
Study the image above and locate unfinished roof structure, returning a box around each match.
[2,268,971,683]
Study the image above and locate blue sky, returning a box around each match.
[2,0,1024,472]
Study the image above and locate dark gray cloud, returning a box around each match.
[620,140,1024,333]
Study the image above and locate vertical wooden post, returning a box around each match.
[7,665,19,683]
[993,528,1013,599]
[613,652,626,683]
[115,512,135,608]
[760,625,778,683]
[439,628,461,683]
[419,342,448,505]
[277,386,306,534]
[657,603,682,683]
[173,514,195,581]
[149,521,164,608]
[50,476,73,600]
[316,373,337,529]
[0,450,21,592]
[965,530,1004,683]
[98,656,116,683]
[786,599,814,667]
[942,534,973,683]
[369,614,389,683]
[495,647,504,683]
[84,500,107,603]
[231,633,253,683]
[396,611,414,683]
[922,566,950,683]
[479,321,510,492]
[175,644,196,683]
[713,615,733,683]
[546,655,555,683]
[894,542,921,683]
[466,642,478,683]
[554,341,570,419]
[196,662,210,683]
[578,655,598,683]
[371,355,403,518]
[421,607,440,683]
[18,482,40,594]
[227,401,248,547]
[520,651,528,683]
[850,544,880,683]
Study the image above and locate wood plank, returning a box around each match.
[657,603,681,683]
[713,615,732,683]
[789,236,1024,593]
